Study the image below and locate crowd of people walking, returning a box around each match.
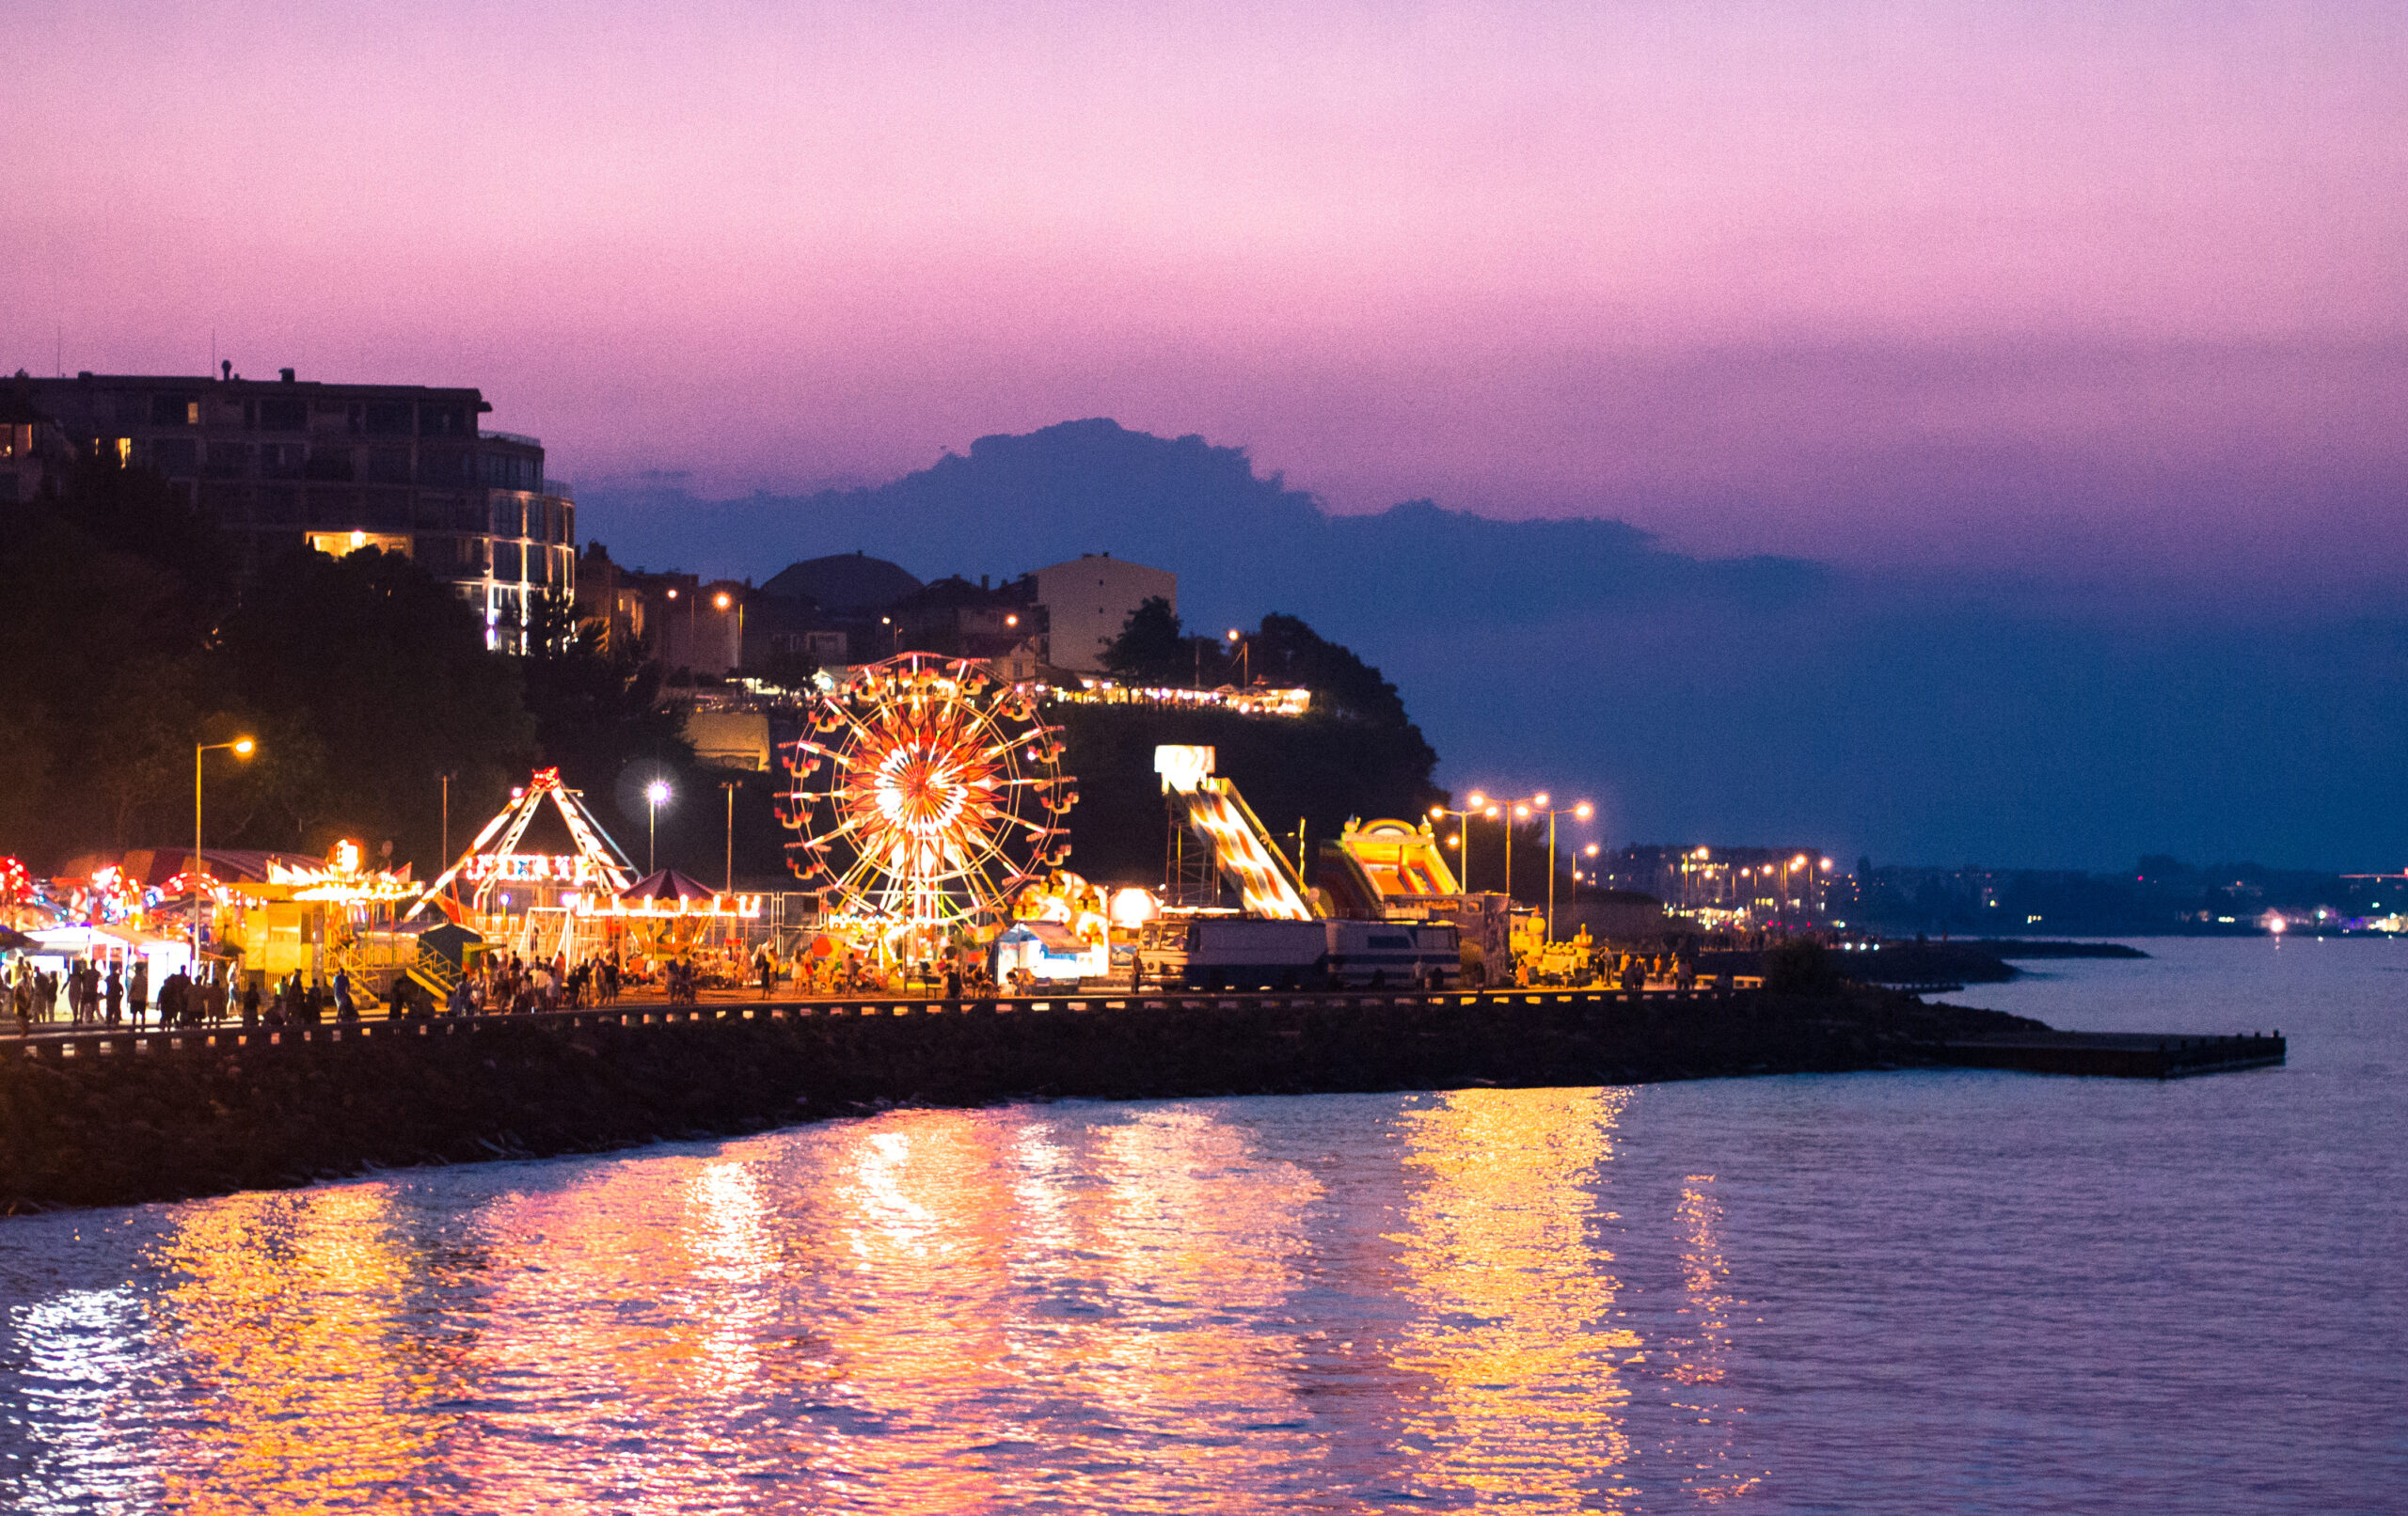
[7,955,237,1034]
[8,936,1045,1038]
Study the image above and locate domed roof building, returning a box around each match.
[759,551,922,614]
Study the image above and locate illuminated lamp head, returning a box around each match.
[645,780,673,807]
[1574,801,1592,820]
[231,736,256,756]
[1109,887,1156,928]
[714,592,732,609]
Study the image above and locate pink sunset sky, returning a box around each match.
[11,1,2404,587]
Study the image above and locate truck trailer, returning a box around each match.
[1170,918,1460,991]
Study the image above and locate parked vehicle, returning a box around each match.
[1175,918,1461,990]
[1134,916,1196,987]
[1321,920,1460,989]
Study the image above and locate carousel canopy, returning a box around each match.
[619,869,719,903]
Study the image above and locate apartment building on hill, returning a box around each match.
[24,368,574,652]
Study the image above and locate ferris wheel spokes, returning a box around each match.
[779,652,1074,957]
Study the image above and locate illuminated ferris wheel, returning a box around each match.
[779,653,1075,950]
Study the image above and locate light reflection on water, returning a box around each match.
[1,938,2401,1512]
[1392,1088,1640,1510]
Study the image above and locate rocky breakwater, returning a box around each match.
[0,987,2045,1212]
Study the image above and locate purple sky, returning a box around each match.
[11,1,2404,589]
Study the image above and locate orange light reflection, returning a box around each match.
[1392,1087,1638,1513]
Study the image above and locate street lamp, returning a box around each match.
[193,736,256,955]
[1224,628,1250,687]
[1429,795,1501,892]
[644,778,672,874]
[1489,792,1557,906]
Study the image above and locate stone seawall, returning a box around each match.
[0,990,2043,1212]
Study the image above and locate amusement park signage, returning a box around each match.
[465,854,589,883]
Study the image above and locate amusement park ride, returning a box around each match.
[409,767,762,967]
[779,653,1073,964]
[360,656,1527,989]
[771,654,1521,982]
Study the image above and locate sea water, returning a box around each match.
[1,937,2400,1513]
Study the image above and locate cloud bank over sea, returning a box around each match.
[579,420,2408,872]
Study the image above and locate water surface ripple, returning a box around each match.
[3,938,2400,1512]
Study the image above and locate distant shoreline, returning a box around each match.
[1958,940,2151,959]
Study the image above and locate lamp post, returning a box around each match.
[713,589,744,678]
[1529,800,1594,942]
[645,779,672,874]
[1428,793,1501,892]
[439,771,454,864]
[1491,793,1557,907]
[1223,628,1250,687]
[193,736,256,956]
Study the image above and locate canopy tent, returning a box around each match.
[620,869,718,903]
[591,870,764,920]
[992,920,1105,984]
[24,923,192,975]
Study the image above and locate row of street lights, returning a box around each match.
[1430,790,1595,943]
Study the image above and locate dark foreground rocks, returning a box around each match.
[0,990,2046,1213]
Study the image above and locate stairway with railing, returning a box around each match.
[402,940,466,1006]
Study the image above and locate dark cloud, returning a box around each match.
[579,418,2408,870]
